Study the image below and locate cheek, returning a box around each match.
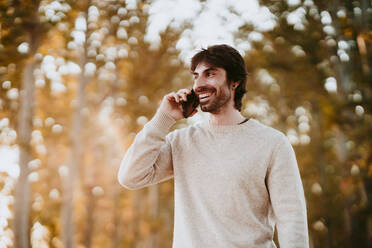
[219,81,230,91]
[210,77,224,86]
[206,78,217,84]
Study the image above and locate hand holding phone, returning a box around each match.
[159,89,199,121]
[181,89,200,118]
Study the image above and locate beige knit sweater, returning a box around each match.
[118,110,309,248]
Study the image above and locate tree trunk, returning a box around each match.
[83,185,95,248]
[133,190,145,248]
[14,27,40,247]
[333,127,352,247]
[311,106,333,248]
[147,185,159,248]
[14,57,37,248]
[110,187,122,248]
[83,137,103,248]
[61,33,88,248]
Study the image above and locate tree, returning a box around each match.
[0,1,70,247]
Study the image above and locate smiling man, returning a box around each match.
[118,44,309,248]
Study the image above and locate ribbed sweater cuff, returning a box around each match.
[147,109,176,134]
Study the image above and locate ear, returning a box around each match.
[232,82,239,89]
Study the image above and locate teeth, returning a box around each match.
[199,93,211,99]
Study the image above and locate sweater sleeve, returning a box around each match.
[266,134,309,248]
[117,110,176,190]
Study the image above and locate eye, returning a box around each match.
[207,72,215,77]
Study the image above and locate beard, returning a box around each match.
[200,85,232,114]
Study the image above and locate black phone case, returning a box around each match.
[181,89,200,118]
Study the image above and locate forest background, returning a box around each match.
[0,0,371,247]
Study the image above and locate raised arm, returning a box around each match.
[266,134,309,248]
[118,110,176,189]
[117,89,198,190]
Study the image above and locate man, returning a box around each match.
[118,44,309,247]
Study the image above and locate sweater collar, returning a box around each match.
[203,117,257,133]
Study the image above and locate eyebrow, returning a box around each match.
[192,67,218,76]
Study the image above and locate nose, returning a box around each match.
[193,76,206,93]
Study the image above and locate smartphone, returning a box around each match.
[181,89,200,118]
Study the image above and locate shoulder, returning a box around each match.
[249,119,291,149]
[165,122,204,142]
[259,123,297,161]
[252,119,285,139]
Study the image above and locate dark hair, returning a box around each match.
[190,44,247,111]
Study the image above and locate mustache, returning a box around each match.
[194,86,216,94]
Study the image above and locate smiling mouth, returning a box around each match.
[198,92,213,102]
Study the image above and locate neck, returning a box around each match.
[208,104,245,125]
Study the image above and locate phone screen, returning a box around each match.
[181,89,200,118]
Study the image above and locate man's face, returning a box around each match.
[192,62,234,114]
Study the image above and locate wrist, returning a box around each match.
[149,109,177,133]
[158,106,183,121]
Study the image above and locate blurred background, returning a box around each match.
[0,0,371,247]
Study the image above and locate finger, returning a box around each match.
[166,93,175,101]
[175,91,185,100]
[166,92,179,103]
[184,89,192,95]
[170,92,180,103]
[177,89,189,100]
[179,92,188,102]
[177,88,192,95]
